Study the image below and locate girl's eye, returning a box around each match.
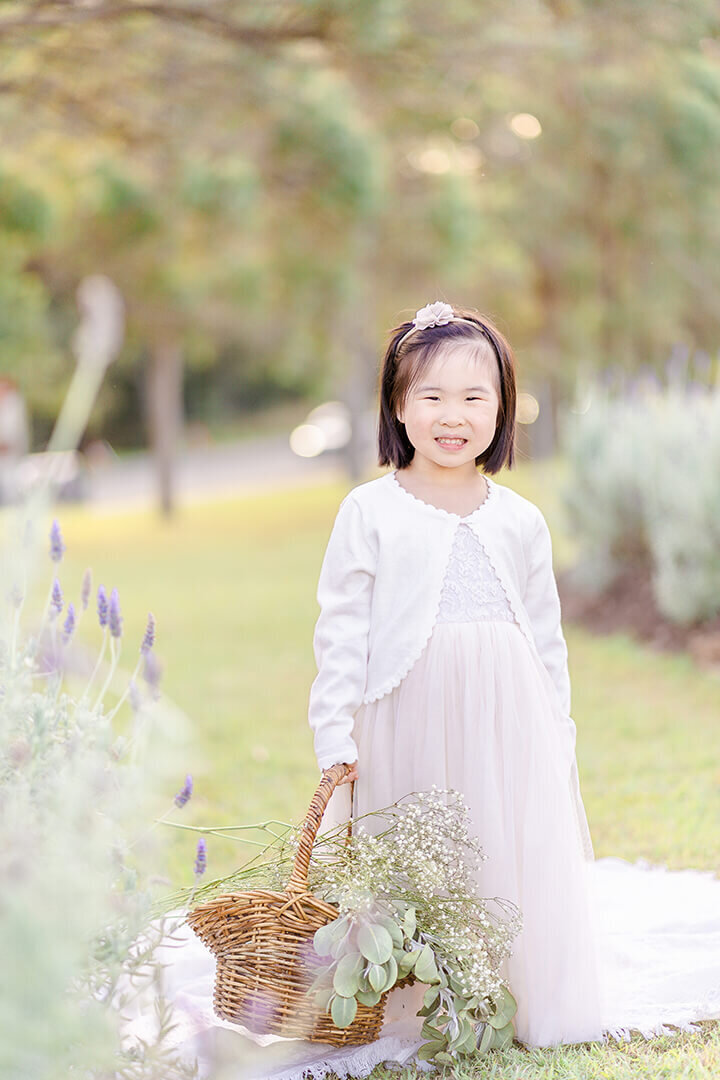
[422,396,482,401]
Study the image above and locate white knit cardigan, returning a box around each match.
[307,469,595,861]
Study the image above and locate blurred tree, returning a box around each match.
[0,169,64,428]
[0,0,719,498]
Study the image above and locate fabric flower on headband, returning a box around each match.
[397,300,478,348]
[413,301,455,330]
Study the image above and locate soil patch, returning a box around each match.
[556,564,720,673]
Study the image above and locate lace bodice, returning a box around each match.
[436,521,517,625]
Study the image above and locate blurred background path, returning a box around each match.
[85,433,348,508]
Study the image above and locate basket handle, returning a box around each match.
[285,762,354,895]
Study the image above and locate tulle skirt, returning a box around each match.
[335,618,605,1048]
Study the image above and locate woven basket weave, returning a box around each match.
[186,762,414,1045]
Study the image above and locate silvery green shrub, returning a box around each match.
[0,512,197,1080]
[640,387,720,622]
[559,386,655,593]
[559,363,720,624]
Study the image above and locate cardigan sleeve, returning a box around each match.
[522,506,577,760]
[308,492,376,772]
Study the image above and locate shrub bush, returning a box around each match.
[559,364,720,625]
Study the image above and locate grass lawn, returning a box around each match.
[49,455,720,1078]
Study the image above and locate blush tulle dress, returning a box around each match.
[121,508,720,1080]
[341,516,603,1048]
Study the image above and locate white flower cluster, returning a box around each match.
[308,786,522,1004]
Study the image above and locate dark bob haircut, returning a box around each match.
[377,305,517,473]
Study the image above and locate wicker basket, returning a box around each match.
[186,762,415,1046]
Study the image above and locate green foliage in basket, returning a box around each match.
[307,892,518,1062]
[304,788,522,1063]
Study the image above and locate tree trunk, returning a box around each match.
[337,221,379,482]
[147,337,184,516]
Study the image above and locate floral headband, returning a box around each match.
[396,301,481,349]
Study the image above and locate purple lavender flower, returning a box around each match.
[49,519,66,563]
[142,651,162,698]
[97,585,109,628]
[62,602,76,642]
[194,837,207,876]
[50,578,63,617]
[128,680,142,712]
[174,774,193,808]
[109,587,123,639]
[81,569,92,611]
[140,612,156,655]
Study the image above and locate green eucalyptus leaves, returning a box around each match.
[309,899,518,1063]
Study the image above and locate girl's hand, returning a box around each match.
[324,760,359,785]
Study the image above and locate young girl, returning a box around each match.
[127,300,720,1077]
[308,300,604,1048]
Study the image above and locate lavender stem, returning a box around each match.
[79,624,109,706]
[93,636,121,711]
[106,653,144,723]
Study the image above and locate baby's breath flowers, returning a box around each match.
[302,787,521,1062]
[217,788,521,998]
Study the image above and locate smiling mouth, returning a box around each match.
[435,437,467,445]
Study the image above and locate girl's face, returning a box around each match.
[396,342,501,474]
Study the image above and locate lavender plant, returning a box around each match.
[0,272,206,1078]
[0,515,197,1080]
